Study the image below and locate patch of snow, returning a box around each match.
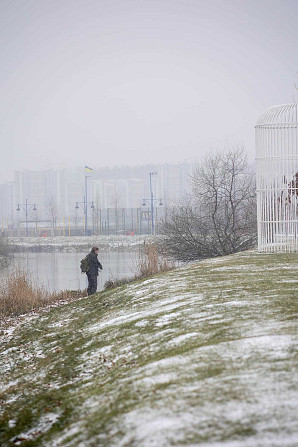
[52,423,83,446]
[0,379,19,393]
[117,409,193,447]
[169,332,199,345]
[140,278,159,286]
[0,346,18,356]
[134,320,149,327]
[48,319,73,328]
[141,355,190,374]
[195,436,298,447]
[5,393,22,405]
[280,279,298,283]
[80,345,112,362]
[138,372,178,388]
[11,413,60,445]
[211,265,248,271]
[155,312,182,327]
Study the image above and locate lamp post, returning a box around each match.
[142,172,163,235]
[75,200,95,236]
[83,166,94,236]
[16,199,37,237]
[85,175,88,237]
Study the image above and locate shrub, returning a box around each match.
[160,147,257,261]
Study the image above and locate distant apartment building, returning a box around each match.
[92,177,144,209]
[14,169,58,223]
[0,161,196,233]
[0,181,15,225]
[56,168,85,218]
[127,178,144,208]
[160,162,192,205]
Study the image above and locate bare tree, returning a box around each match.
[93,192,102,235]
[112,191,121,235]
[46,195,59,237]
[73,211,79,236]
[160,147,257,261]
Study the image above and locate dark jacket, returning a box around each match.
[87,252,102,276]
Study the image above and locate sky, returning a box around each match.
[0,0,298,182]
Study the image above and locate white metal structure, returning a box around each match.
[256,103,298,252]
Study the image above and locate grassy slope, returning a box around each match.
[0,251,297,447]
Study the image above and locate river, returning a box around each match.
[0,250,140,292]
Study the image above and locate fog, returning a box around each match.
[1,0,298,182]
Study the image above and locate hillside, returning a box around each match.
[0,251,297,446]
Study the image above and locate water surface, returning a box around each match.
[1,250,140,292]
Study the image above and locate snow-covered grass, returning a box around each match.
[0,250,297,446]
[6,235,154,252]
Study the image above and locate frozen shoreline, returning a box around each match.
[6,235,155,252]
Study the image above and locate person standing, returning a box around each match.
[87,246,103,296]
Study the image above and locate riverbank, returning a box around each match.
[1,250,297,446]
[6,235,155,252]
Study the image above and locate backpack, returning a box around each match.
[80,254,90,273]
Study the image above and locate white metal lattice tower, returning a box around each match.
[256,103,298,252]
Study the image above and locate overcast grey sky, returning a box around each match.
[0,0,297,181]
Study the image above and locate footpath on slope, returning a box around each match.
[0,250,297,447]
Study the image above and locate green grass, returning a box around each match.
[0,250,297,446]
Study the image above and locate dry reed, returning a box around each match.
[104,243,175,289]
[138,243,175,276]
[0,269,86,318]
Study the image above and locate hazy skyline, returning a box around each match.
[1,0,298,182]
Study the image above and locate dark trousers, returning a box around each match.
[87,274,98,296]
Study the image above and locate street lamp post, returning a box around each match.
[16,198,37,237]
[85,175,88,237]
[75,200,95,236]
[142,172,163,235]
[83,167,94,236]
[149,172,156,234]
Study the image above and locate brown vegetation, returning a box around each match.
[0,270,86,318]
[104,243,176,289]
